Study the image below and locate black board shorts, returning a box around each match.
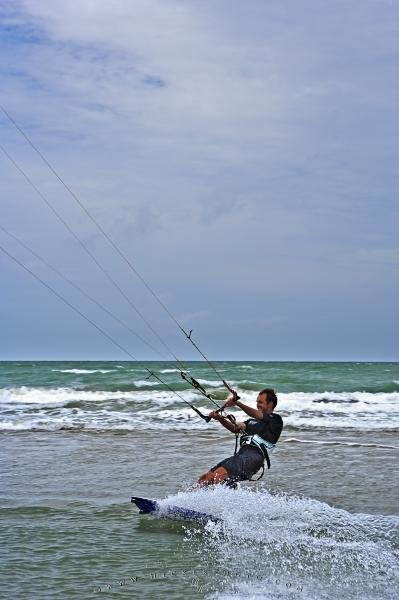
[211,446,264,483]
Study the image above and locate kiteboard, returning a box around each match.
[131,496,221,523]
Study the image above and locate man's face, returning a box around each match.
[256,392,272,412]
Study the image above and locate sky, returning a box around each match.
[0,0,398,361]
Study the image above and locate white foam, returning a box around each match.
[196,378,225,388]
[51,369,114,374]
[0,406,211,432]
[277,391,399,430]
[133,380,161,387]
[0,385,200,405]
[1,386,398,431]
[283,437,399,450]
[279,390,399,410]
[163,487,399,600]
[0,386,137,407]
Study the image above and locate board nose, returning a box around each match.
[131,496,158,514]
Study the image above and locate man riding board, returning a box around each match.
[197,388,283,487]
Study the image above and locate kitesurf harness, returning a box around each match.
[240,433,276,475]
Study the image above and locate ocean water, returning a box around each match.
[1,361,398,599]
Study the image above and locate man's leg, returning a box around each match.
[197,466,229,487]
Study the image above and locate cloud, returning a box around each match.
[0,0,398,359]
[354,247,399,267]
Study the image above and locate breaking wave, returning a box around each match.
[1,386,398,432]
[51,369,115,374]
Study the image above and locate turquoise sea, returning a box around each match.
[1,360,399,599]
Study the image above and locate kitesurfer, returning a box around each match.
[197,388,283,487]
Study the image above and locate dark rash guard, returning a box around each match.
[210,411,283,484]
[244,412,283,444]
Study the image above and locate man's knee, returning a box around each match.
[197,471,215,486]
[197,467,228,486]
[212,467,228,484]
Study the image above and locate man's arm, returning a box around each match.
[208,411,246,434]
[225,396,263,420]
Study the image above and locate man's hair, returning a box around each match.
[260,388,278,408]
